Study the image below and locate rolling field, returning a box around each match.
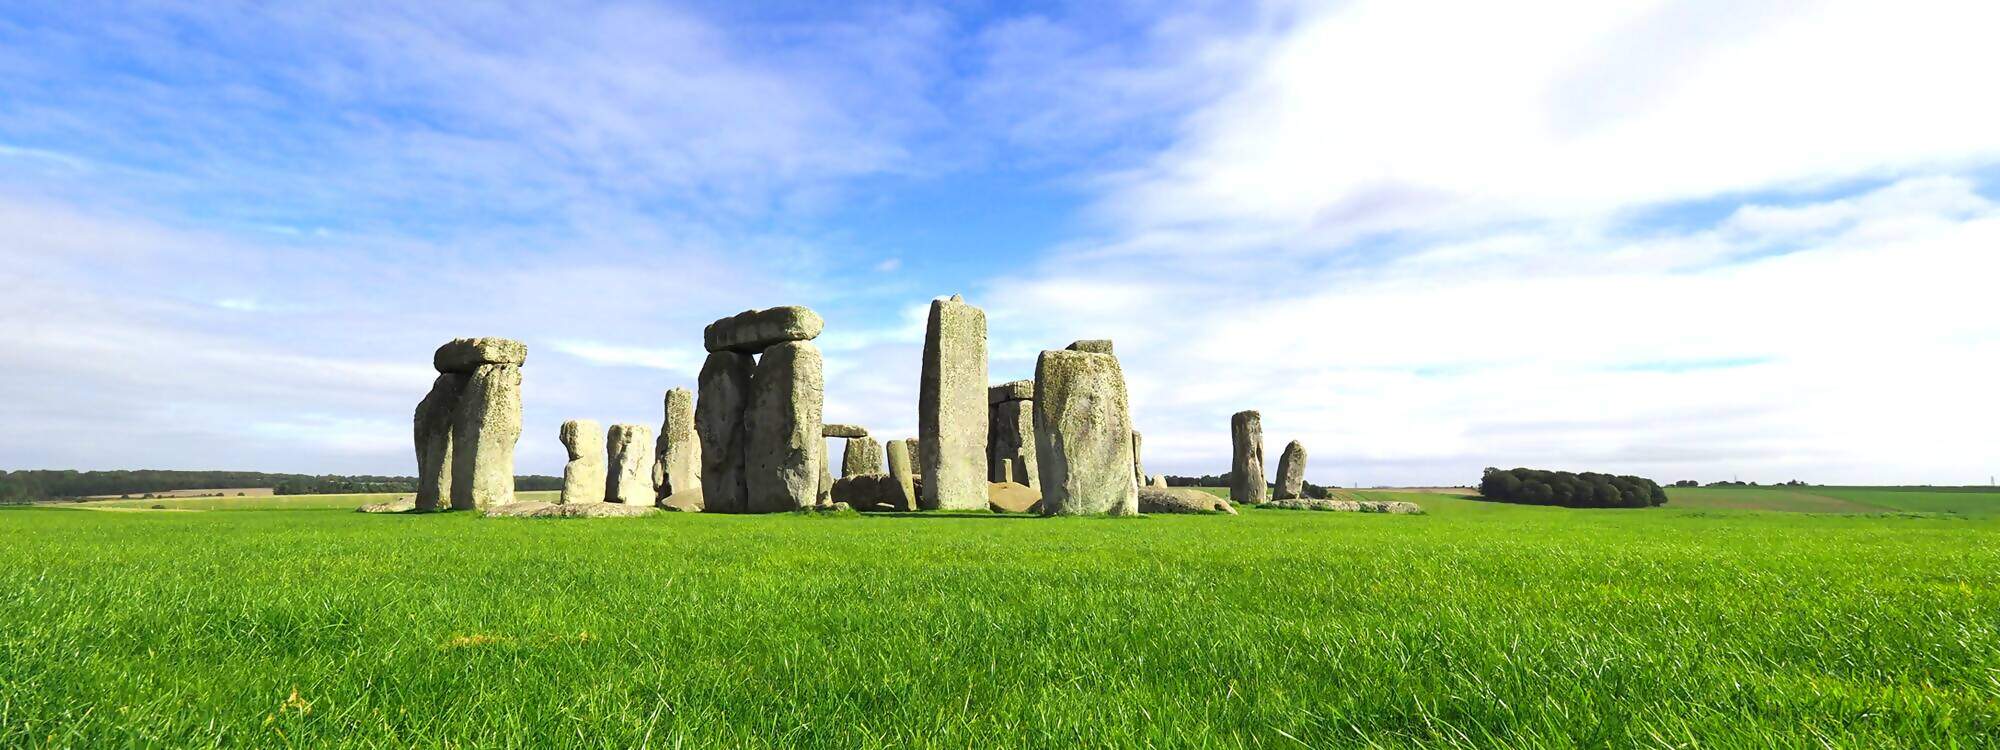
[2,492,1996,747]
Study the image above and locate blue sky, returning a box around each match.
[3,0,1998,485]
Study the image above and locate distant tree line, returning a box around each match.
[1479,467,1667,508]
[0,470,561,502]
[1164,474,1232,488]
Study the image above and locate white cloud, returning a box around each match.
[550,341,702,375]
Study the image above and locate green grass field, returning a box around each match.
[2,490,1997,747]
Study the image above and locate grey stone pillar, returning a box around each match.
[919,295,988,510]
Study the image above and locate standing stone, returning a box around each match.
[1149,474,1169,488]
[696,351,754,513]
[745,340,823,513]
[1131,430,1145,487]
[1231,410,1266,505]
[987,381,1037,489]
[704,306,825,354]
[605,424,655,505]
[817,438,833,507]
[412,373,466,512]
[1274,440,1308,500]
[841,436,883,477]
[652,387,701,501]
[559,419,606,504]
[450,363,523,510]
[1034,349,1137,516]
[886,438,918,511]
[919,295,988,510]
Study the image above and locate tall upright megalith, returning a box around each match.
[653,387,700,500]
[1230,410,1266,506]
[441,338,526,510]
[412,373,467,512]
[886,437,918,511]
[1034,349,1137,515]
[987,380,1037,488]
[1274,440,1307,500]
[745,340,823,513]
[919,295,988,510]
[559,419,606,504]
[606,424,655,505]
[696,351,754,513]
[841,436,883,476]
[1131,430,1145,487]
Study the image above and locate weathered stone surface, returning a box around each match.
[822,423,868,438]
[653,388,700,500]
[1131,431,1145,486]
[662,487,704,512]
[919,295,989,510]
[484,501,660,518]
[1033,349,1137,516]
[1149,474,1169,488]
[1274,440,1307,500]
[1066,339,1113,354]
[817,438,833,507]
[1138,487,1238,515]
[841,436,883,477]
[988,398,1037,488]
[745,341,823,513]
[886,438,917,511]
[434,337,527,373]
[831,473,902,508]
[1265,498,1424,514]
[1230,410,1266,506]
[450,363,522,510]
[413,373,465,512]
[605,424,654,505]
[703,306,824,354]
[987,481,1041,513]
[357,497,418,514]
[559,419,606,504]
[696,351,754,513]
[988,379,1034,404]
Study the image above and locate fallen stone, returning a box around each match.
[832,473,902,508]
[697,351,754,513]
[822,424,868,438]
[412,372,465,512]
[357,498,418,514]
[654,387,700,500]
[841,436,883,477]
[1274,440,1307,500]
[744,340,823,513]
[434,337,528,373]
[484,501,661,518]
[704,306,824,354]
[1230,410,1266,506]
[482,501,554,517]
[886,438,918,511]
[987,379,1034,404]
[1066,339,1113,354]
[605,423,655,505]
[987,481,1042,513]
[661,487,704,512]
[1138,487,1237,515]
[1034,349,1137,515]
[559,419,606,504]
[1264,498,1424,514]
[919,295,989,510]
[450,363,523,510]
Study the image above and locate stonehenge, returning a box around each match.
[653,388,700,501]
[705,306,824,354]
[696,351,755,513]
[744,340,824,513]
[559,419,606,504]
[1033,348,1137,516]
[822,424,867,438]
[1231,410,1266,506]
[605,424,654,505]
[1131,431,1145,487]
[919,295,989,510]
[419,337,524,511]
[987,380,1037,488]
[886,437,917,511]
[1274,440,1307,500]
[412,373,466,512]
[1138,486,1237,515]
[841,436,883,477]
